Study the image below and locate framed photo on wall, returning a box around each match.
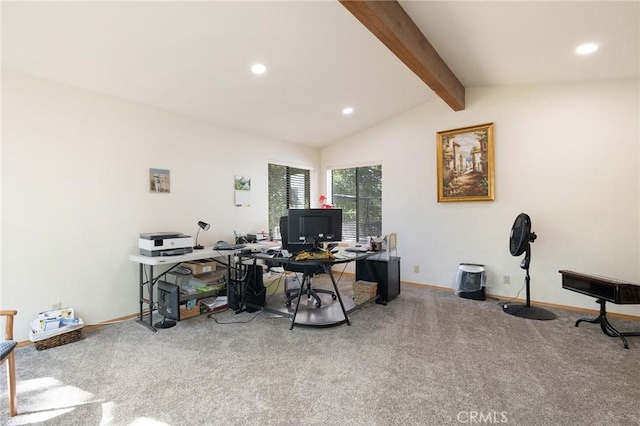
[436,123,495,202]
[150,168,170,193]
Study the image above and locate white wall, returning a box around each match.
[1,71,320,341]
[3,72,638,341]
[322,79,640,317]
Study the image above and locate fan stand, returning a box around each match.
[503,246,556,320]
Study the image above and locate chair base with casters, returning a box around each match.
[1,310,18,417]
[285,273,337,308]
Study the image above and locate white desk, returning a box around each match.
[129,244,276,331]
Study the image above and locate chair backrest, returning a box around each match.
[1,310,16,341]
[279,216,323,275]
[1,310,17,362]
[0,341,17,363]
[279,216,290,250]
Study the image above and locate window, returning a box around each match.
[268,164,310,232]
[331,165,382,242]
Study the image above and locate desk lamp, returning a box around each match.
[194,221,210,250]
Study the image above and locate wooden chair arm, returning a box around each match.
[0,310,17,340]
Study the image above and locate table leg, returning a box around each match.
[575,299,638,349]
[290,273,307,330]
[137,264,157,332]
[138,264,143,321]
[324,265,350,326]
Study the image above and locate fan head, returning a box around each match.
[509,213,536,256]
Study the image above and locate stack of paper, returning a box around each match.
[30,307,83,336]
[200,296,228,312]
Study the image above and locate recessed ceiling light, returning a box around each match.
[251,63,266,75]
[342,106,354,115]
[575,43,599,55]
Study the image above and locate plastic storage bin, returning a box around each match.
[454,263,486,300]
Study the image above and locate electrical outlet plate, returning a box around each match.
[413,265,420,273]
[503,275,510,285]
[52,302,62,310]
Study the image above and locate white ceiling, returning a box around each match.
[2,1,638,148]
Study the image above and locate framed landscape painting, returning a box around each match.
[436,123,495,202]
[149,168,170,193]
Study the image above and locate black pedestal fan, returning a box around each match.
[503,213,556,320]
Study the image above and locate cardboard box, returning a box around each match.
[353,280,378,307]
[180,302,201,320]
[181,259,217,275]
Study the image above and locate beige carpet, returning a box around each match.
[2,280,640,425]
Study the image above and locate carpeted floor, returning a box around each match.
[2,280,640,425]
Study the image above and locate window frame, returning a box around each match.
[329,164,382,243]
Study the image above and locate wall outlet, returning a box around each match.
[52,302,62,310]
[503,275,510,285]
[413,265,420,273]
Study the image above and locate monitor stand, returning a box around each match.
[307,239,328,253]
[154,317,176,329]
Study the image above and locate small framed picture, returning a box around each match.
[150,168,170,193]
[436,123,495,202]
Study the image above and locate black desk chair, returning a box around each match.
[280,216,336,308]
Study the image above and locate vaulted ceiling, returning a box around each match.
[2,1,638,147]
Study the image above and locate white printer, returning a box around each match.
[139,232,194,257]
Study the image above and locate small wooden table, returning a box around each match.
[559,270,640,349]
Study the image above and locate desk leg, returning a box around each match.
[575,299,640,349]
[324,265,350,326]
[138,264,144,320]
[290,274,307,330]
[137,264,157,332]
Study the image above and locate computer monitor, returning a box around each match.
[287,208,343,251]
[156,280,180,329]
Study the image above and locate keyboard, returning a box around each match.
[333,250,357,260]
[345,246,369,253]
[213,242,246,250]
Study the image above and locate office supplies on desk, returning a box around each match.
[174,266,192,275]
[294,250,334,261]
[213,241,246,250]
[345,246,369,253]
[246,232,268,242]
[193,221,210,250]
[333,250,357,260]
[159,248,193,256]
[201,296,228,312]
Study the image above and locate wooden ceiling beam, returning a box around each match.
[339,0,465,111]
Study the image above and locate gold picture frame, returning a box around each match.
[436,123,495,202]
